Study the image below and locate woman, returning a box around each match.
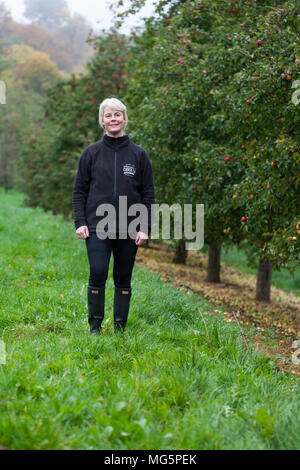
[72,97,155,335]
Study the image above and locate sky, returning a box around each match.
[3,0,157,33]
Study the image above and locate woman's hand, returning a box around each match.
[135,231,148,245]
[76,225,89,240]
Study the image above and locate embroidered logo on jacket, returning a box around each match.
[123,164,136,177]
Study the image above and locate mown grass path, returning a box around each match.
[0,189,299,450]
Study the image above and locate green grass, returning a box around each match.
[0,187,299,450]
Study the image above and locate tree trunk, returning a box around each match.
[256,258,272,302]
[3,150,9,192]
[173,239,187,264]
[1,142,7,191]
[143,239,149,248]
[206,244,221,283]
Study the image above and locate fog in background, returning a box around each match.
[3,0,156,33]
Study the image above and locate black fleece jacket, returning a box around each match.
[72,134,155,234]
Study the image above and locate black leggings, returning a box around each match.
[85,233,139,289]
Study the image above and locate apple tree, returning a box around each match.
[120,0,299,301]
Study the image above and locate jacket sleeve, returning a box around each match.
[72,147,92,230]
[140,150,155,235]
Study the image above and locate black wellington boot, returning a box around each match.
[87,285,105,334]
[113,287,132,333]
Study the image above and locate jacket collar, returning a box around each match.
[102,133,130,150]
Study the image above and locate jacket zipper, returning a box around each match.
[114,151,117,202]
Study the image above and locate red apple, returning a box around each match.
[266,184,271,190]
[257,39,263,46]
[271,161,277,166]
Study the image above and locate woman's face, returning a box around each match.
[102,106,126,137]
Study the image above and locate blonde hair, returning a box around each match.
[99,97,128,131]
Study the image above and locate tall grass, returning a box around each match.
[0,188,299,450]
